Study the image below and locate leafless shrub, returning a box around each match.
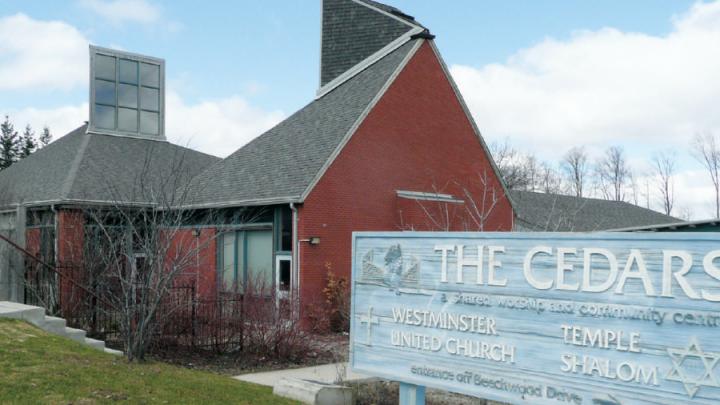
[240,275,315,362]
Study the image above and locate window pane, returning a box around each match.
[118,108,138,132]
[246,230,273,293]
[140,111,159,135]
[95,54,115,80]
[222,233,236,291]
[95,80,116,105]
[280,207,292,252]
[140,87,159,111]
[94,104,115,129]
[140,63,160,87]
[119,59,138,84]
[118,84,138,108]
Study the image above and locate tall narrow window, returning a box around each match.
[218,229,273,294]
[221,232,237,291]
[89,46,165,139]
[246,230,273,291]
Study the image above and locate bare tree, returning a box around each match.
[642,177,652,209]
[653,151,677,216]
[692,133,720,218]
[489,139,527,190]
[69,146,261,361]
[677,206,693,221]
[490,139,564,194]
[561,146,589,197]
[628,172,640,206]
[461,170,502,231]
[539,162,562,194]
[398,170,504,232]
[522,154,541,192]
[595,146,631,202]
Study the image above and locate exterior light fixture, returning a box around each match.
[301,237,321,245]
[191,229,201,237]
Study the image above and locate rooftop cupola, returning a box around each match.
[88,46,166,141]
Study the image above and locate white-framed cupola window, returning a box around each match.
[89,45,166,140]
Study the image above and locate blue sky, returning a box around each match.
[1,0,719,218]
[0,0,696,112]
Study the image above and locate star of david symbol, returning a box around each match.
[666,338,720,398]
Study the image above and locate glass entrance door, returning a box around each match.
[275,255,291,301]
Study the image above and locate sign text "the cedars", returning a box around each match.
[435,245,720,302]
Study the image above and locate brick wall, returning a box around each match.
[56,209,85,312]
[297,41,513,307]
[166,228,218,299]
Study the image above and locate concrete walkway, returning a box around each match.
[234,363,372,387]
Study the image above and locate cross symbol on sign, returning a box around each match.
[359,306,380,346]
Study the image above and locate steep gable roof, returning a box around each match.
[320,0,423,89]
[0,125,219,208]
[184,40,420,208]
[510,190,679,232]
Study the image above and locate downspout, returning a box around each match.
[289,203,299,313]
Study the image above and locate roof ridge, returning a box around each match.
[616,200,680,219]
[513,189,630,204]
[59,129,92,200]
[317,37,422,100]
[318,0,425,95]
[302,39,423,200]
[353,0,422,28]
[180,40,420,209]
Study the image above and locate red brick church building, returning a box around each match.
[0,0,514,313]
[177,0,515,306]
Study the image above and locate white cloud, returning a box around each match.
[627,167,714,220]
[451,1,720,219]
[0,14,88,91]
[165,91,285,158]
[674,168,718,219]
[8,91,284,159]
[451,1,720,157]
[7,104,88,138]
[78,0,161,25]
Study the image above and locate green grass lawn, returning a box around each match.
[0,319,298,404]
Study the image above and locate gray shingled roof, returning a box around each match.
[356,0,424,27]
[0,125,219,208]
[184,40,418,208]
[510,190,679,232]
[320,0,419,87]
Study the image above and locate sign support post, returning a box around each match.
[399,382,425,405]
